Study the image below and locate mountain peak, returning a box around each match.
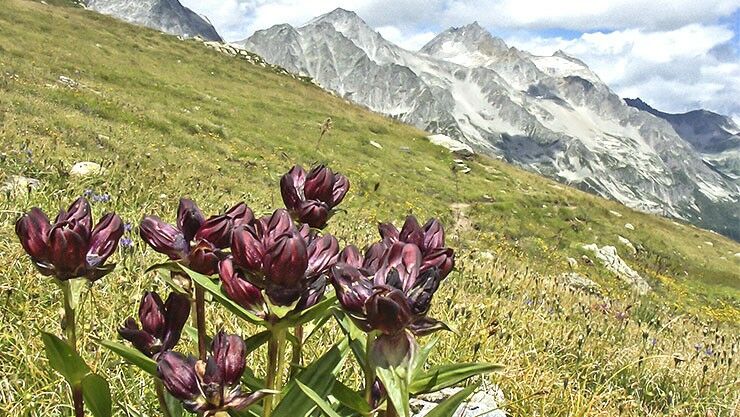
[420,21,507,56]
[306,7,367,27]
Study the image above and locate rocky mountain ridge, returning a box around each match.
[241,9,739,240]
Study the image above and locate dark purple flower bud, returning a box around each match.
[297,200,330,229]
[219,258,265,316]
[296,275,327,311]
[48,224,87,279]
[280,165,306,211]
[212,331,246,386]
[158,352,200,401]
[374,242,421,291]
[338,245,363,269]
[195,215,232,249]
[120,291,190,357]
[362,242,388,274]
[421,248,455,279]
[263,235,308,288]
[139,292,166,337]
[187,240,220,276]
[366,286,413,335]
[406,269,443,316]
[86,213,124,268]
[371,379,386,409]
[422,219,445,251]
[305,234,339,278]
[399,216,424,249]
[55,197,92,241]
[304,165,334,203]
[378,222,399,243]
[118,318,157,354]
[231,226,264,272]
[225,202,255,228]
[298,223,317,244]
[140,216,189,260]
[177,198,205,242]
[15,207,51,261]
[369,331,418,368]
[408,316,450,336]
[331,264,374,317]
[330,174,349,207]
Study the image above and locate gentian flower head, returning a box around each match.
[15,197,124,281]
[158,332,269,416]
[331,239,451,367]
[280,164,349,229]
[378,216,455,279]
[140,199,254,275]
[219,209,339,320]
[118,291,190,358]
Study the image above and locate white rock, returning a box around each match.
[617,235,637,255]
[567,257,578,269]
[609,210,623,218]
[427,134,475,158]
[703,241,714,247]
[624,223,635,230]
[582,244,651,294]
[1,175,41,197]
[734,253,740,258]
[412,386,506,417]
[560,272,601,295]
[69,162,105,177]
[369,140,383,149]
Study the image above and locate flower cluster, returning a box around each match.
[15,197,124,281]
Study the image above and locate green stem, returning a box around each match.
[154,378,172,417]
[364,336,376,416]
[263,328,287,417]
[194,284,207,361]
[290,325,303,377]
[61,281,84,417]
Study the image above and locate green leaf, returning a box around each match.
[68,278,88,310]
[243,330,271,355]
[179,265,264,325]
[145,261,183,275]
[376,366,410,417]
[423,383,479,417]
[278,295,337,329]
[296,380,343,417]
[41,332,90,386]
[330,380,371,415]
[271,339,349,417]
[411,335,440,378]
[97,340,157,376]
[410,363,503,395]
[162,390,183,417]
[332,310,368,371]
[82,373,112,417]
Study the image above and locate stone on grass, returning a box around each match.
[560,272,601,296]
[369,140,383,149]
[582,244,651,294]
[69,162,105,177]
[617,236,637,255]
[624,223,635,230]
[1,175,41,197]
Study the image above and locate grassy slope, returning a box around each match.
[0,1,738,415]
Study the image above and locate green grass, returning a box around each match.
[0,0,738,415]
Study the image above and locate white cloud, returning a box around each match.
[376,26,436,50]
[507,24,740,117]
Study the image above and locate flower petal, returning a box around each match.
[86,213,124,267]
[15,207,51,261]
[177,198,205,242]
[140,216,189,260]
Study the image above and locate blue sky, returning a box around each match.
[181,0,740,121]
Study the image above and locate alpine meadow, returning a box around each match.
[0,1,739,416]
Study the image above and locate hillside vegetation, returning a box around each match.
[0,1,738,415]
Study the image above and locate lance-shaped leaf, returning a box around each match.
[271,339,349,417]
[41,332,90,386]
[422,383,479,417]
[98,340,157,376]
[409,363,504,395]
[296,380,344,417]
[376,366,410,417]
[82,373,112,417]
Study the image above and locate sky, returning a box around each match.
[181,0,740,121]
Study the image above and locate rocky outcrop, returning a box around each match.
[582,244,651,295]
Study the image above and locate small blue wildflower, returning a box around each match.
[83,189,94,198]
[650,338,657,347]
[705,347,713,356]
[124,222,133,233]
[694,343,702,352]
[120,237,133,249]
